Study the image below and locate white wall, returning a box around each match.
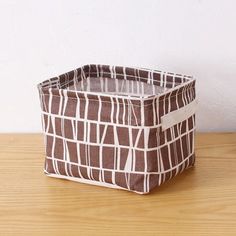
[0,0,236,132]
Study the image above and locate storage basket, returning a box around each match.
[38,64,197,194]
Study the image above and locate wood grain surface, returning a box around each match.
[0,133,236,235]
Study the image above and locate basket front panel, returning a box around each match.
[40,91,160,193]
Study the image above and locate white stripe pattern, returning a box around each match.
[38,64,196,194]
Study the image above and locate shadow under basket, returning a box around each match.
[38,64,197,194]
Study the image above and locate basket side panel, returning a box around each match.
[145,81,196,192]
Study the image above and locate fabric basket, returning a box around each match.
[38,64,197,194]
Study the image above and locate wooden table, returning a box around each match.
[1,133,236,235]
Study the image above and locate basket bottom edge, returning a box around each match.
[45,172,148,195]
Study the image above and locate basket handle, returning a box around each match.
[161,99,198,131]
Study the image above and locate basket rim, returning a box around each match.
[37,64,195,102]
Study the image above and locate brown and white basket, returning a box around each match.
[38,64,197,194]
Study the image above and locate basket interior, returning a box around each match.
[67,77,169,98]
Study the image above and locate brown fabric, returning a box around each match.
[38,64,196,194]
